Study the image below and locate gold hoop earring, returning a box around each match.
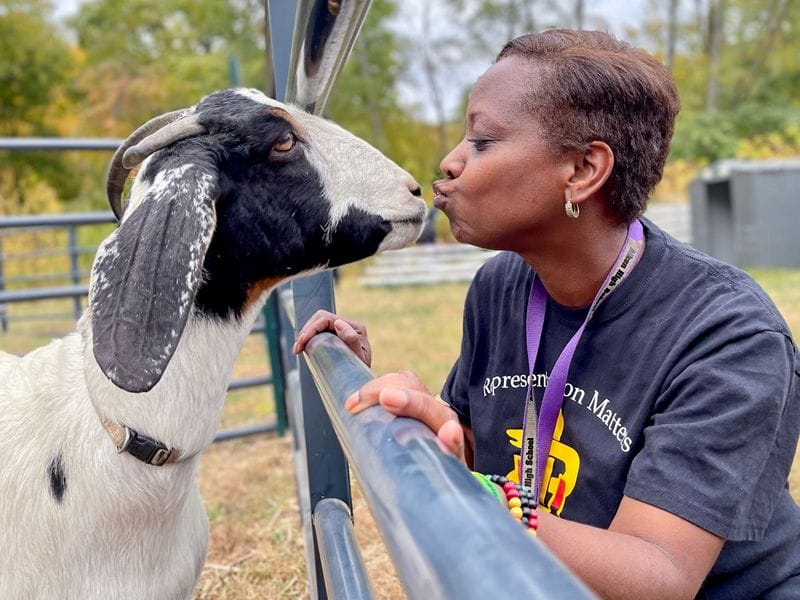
[565,195,580,219]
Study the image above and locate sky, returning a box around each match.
[53,0,646,26]
[51,0,649,121]
[387,0,649,120]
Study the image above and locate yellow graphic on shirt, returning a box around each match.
[505,410,580,516]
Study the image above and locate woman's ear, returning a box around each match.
[567,141,614,205]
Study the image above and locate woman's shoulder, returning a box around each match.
[471,250,531,290]
[463,250,532,312]
[643,220,791,336]
[474,250,528,278]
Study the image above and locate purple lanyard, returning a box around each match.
[520,220,645,503]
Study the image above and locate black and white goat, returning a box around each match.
[0,88,425,599]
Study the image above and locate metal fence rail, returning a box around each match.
[0,211,117,325]
[313,498,375,600]
[0,138,122,151]
[298,331,595,599]
[275,277,594,599]
[0,212,286,440]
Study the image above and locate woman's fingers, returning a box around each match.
[377,388,452,432]
[293,310,371,365]
[437,419,466,462]
[332,319,372,366]
[344,372,429,413]
[292,309,337,354]
[344,374,466,462]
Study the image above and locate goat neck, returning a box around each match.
[79,299,264,463]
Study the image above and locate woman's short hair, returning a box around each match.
[497,29,680,223]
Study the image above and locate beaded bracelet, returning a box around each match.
[471,471,504,505]
[488,474,539,535]
[470,471,539,534]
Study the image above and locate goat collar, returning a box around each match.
[97,414,185,466]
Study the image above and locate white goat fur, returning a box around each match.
[0,90,424,599]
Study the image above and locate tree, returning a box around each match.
[641,0,800,163]
[666,0,680,73]
[69,0,266,134]
[46,0,268,210]
[704,0,725,112]
[0,0,81,212]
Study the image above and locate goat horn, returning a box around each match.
[121,113,204,169]
[105,109,204,220]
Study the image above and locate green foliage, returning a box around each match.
[0,1,84,211]
[0,3,72,129]
[670,111,739,163]
[671,104,800,163]
[69,0,266,131]
[650,0,800,166]
[2,0,800,213]
[1,0,263,213]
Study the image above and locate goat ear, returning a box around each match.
[90,162,218,393]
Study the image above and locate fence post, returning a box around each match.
[68,225,81,320]
[262,292,288,436]
[293,271,351,600]
[0,236,6,332]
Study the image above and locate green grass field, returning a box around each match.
[2,263,799,599]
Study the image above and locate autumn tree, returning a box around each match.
[0,0,81,212]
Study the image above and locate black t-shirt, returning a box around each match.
[443,219,800,598]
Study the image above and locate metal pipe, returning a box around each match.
[303,332,596,600]
[267,0,297,102]
[0,138,122,151]
[313,498,375,600]
[0,272,92,285]
[263,293,288,435]
[293,271,351,600]
[0,237,6,332]
[0,246,100,260]
[0,212,115,229]
[285,0,372,115]
[0,285,88,303]
[213,421,278,442]
[68,225,82,320]
[226,375,273,391]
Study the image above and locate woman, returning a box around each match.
[294,29,800,599]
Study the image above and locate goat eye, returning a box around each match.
[273,132,296,153]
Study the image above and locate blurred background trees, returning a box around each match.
[1,0,799,215]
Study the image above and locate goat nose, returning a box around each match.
[410,186,422,197]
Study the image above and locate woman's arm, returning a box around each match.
[539,496,723,600]
[349,372,724,600]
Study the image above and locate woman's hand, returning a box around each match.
[345,370,467,463]
[292,309,372,366]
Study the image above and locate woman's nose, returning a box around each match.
[439,141,464,180]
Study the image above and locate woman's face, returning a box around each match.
[434,56,574,252]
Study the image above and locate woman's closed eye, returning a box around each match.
[468,138,496,151]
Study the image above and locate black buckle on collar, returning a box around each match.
[118,426,174,466]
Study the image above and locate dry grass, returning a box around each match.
[194,436,405,600]
[3,261,800,599]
